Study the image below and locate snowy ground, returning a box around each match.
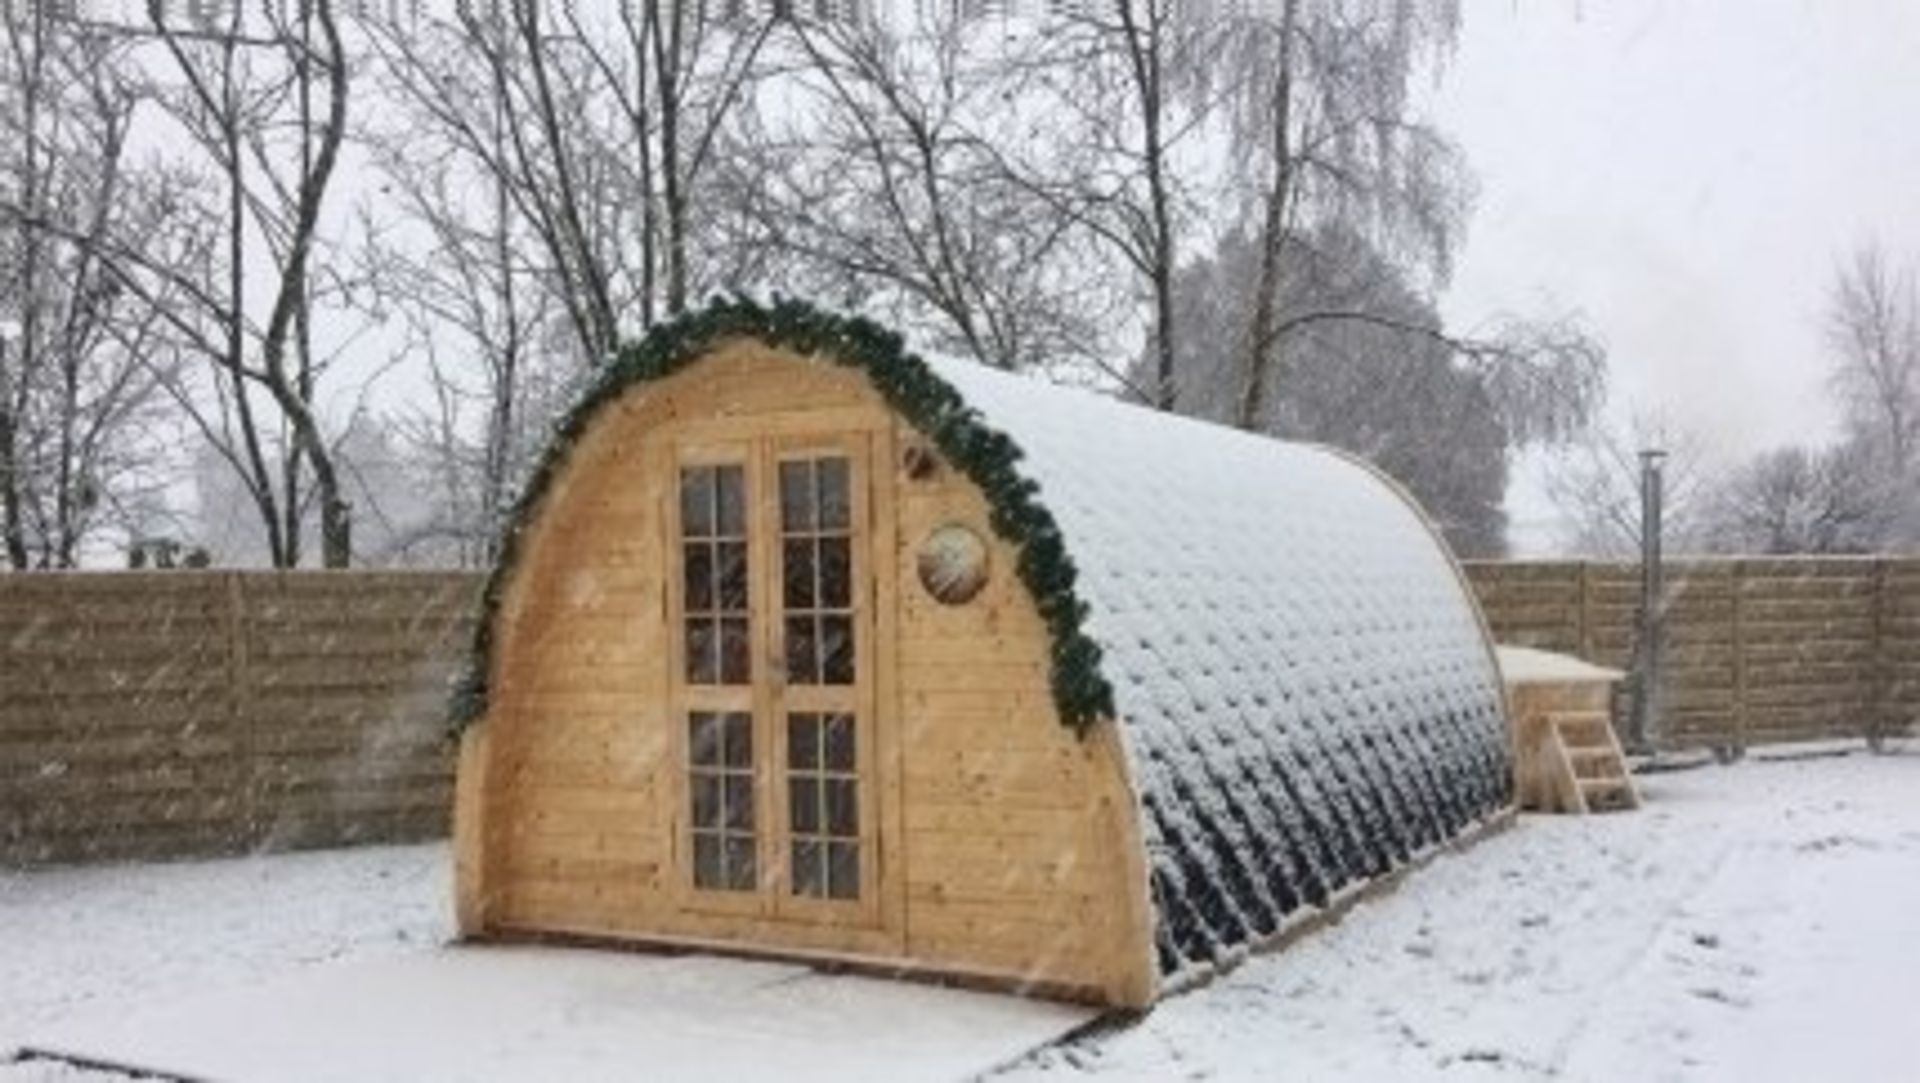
[19,949,1091,1083]
[1011,747,1920,1082]
[0,845,447,1081]
[4,749,1917,1082]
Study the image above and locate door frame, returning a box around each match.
[660,413,901,946]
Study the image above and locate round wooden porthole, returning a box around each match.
[916,524,990,605]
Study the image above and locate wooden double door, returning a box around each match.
[666,428,884,930]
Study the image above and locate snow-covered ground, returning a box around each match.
[1012,748,1920,1082]
[0,845,449,1080]
[4,750,1917,1082]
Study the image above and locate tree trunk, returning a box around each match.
[260,0,352,568]
[1120,0,1178,411]
[0,337,24,569]
[652,0,689,315]
[2,4,43,570]
[1236,0,1298,432]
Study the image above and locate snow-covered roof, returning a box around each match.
[458,299,1511,981]
[927,359,1510,975]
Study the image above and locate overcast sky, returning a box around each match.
[1424,0,1920,551]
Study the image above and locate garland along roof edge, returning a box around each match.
[446,295,1118,737]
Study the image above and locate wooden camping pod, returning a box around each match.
[453,302,1511,1008]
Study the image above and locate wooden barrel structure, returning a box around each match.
[449,299,1513,1007]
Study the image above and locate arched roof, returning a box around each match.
[928,356,1509,974]
[455,297,1510,979]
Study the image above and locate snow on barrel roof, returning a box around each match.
[926,356,1511,975]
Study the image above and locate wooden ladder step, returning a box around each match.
[1566,747,1624,779]
[1577,776,1640,812]
[1546,710,1615,748]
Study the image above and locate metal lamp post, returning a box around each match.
[1629,448,1668,754]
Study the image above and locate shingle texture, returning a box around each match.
[929,359,1510,978]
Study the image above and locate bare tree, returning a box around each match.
[972,0,1219,405]
[356,1,781,560]
[1826,243,1920,546]
[10,3,361,567]
[736,9,1109,373]
[359,107,568,566]
[0,5,183,568]
[1696,443,1885,555]
[363,0,775,361]
[1541,411,1716,558]
[120,0,358,567]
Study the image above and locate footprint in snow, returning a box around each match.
[1688,986,1751,1008]
[1796,834,1879,853]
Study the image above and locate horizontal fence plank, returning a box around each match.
[1463,557,1920,753]
[0,570,479,866]
[5,558,1916,865]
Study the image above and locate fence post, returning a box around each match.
[1731,560,1748,757]
[224,572,255,845]
[1576,561,1594,660]
[1870,558,1889,752]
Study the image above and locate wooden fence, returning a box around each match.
[1462,558,1920,751]
[1,572,476,866]
[5,559,1915,866]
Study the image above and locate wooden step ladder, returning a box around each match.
[1540,710,1640,814]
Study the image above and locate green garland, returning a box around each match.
[447,295,1117,737]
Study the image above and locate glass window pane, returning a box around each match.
[791,839,823,898]
[685,619,716,684]
[822,714,855,772]
[722,712,753,768]
[782,540,815,610]
[825,778,859,837]
[786,616,818,685]
[827,841,859,900]
[818,537,851,609]
[787,713,819,770]
[780,461,814,532]
[688,713,720,767]
[691,774,721,828]
[683,543,714,612]
[717,542,748,611]
[693,833,722,889]
[680,467,714,538]
[817,458,851,530]
[820,615,854,685]
[724,775,755,832]
[716,465,746,537]
[790,777,820,834]
[719,618,751,684]
[725,836,757,891]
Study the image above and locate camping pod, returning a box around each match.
[450,300,1512,1008]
